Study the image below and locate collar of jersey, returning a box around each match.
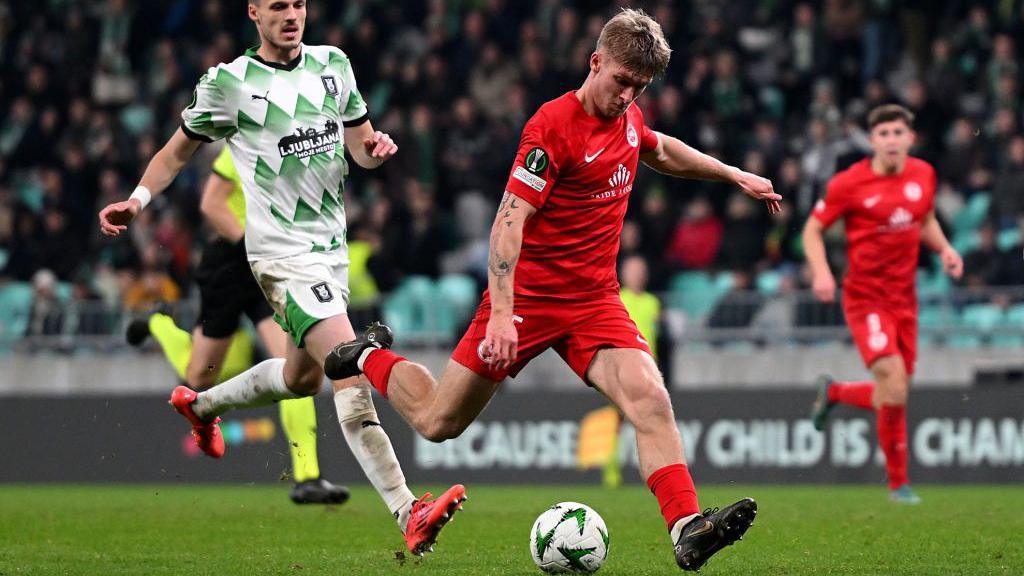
[244,44,303,71]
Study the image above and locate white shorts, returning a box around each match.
[249,251,350,346]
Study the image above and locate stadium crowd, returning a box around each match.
[2,0,1024,339]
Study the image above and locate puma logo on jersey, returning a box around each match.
[863,195,882,208]
[584,148,605,163]
[251,91,270,101]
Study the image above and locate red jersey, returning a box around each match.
[812,157,936,309]
[502,92,659,300]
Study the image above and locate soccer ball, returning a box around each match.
[529,502,609,573]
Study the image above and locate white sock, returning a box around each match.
[334,384,416,531]
[670,513,701,544]
[193,359,300,419]
[356,347,378,372]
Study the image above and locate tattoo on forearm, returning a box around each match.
[489,195,523,292]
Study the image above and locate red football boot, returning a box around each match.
[404,484,467,556]
[169,386,225,458]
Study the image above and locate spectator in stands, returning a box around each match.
[992,136,1024,226]
[3,0,1024,346]
[666,197,722,271]
[708,270,763,329]
[26,269,63,337]
[122,265,180,312]
[962,222,1002,288]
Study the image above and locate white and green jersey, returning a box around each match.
[181,44,367,261]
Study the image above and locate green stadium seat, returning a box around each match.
[917,304,950,347]
[993,304,1024,348]
[951,231,979,254]
[0,282,34,350]
[381,275,436,340]
[916,269,951,298]
[997,228,1021,251]
[667,271,723,322]
[948,303,1003,348]
[433,274,479,338]
[756,270,783,295]
[952,192,990,236]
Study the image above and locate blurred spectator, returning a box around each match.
[26,269,64,337]
[122,266,180,312]
[619,254,660,355]
[666,197,722,271]
[961,222,1002,288]
[1,0,1024,334]
[708,270,762,329]
[991,136,1024,225]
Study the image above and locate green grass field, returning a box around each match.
[0,484,1020,575]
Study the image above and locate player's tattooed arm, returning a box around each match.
[488,192,537,310]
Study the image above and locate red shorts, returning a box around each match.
[451,294,652,383]
[844,302,917,375]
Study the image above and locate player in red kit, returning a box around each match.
[803,104,963,504]
[326,9,779,571]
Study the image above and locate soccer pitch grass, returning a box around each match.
[1,485,1020,575]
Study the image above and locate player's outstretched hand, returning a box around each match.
[98,199,142,237]
[734,169,782,214]
[481,313,519,371]
[364,131,397,161]
[812,272,837,303]
[941,246,964,280]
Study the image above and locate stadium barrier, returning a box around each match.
[2,388,1020,484]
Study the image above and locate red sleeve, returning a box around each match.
[811,175,849,229]
[640,123,658,153]
[504,112,563,209]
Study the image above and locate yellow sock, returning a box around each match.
[216,330,254,382]
[279,396,320,482]
[148,313,192,380]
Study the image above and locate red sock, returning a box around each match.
[646,463,700,530]
[877,404,909,489]
[827,380,875,410]
[362,349,405,398]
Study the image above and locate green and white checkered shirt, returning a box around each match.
[181,44,367,260]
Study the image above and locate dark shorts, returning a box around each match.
[451,294,653,384]
[194,238,273,339]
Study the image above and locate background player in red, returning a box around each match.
[326,9,780,571]
[803,104,964,505]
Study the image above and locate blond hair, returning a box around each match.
[596,9,672,78]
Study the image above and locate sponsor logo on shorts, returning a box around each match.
[512,166,547,192]
[311,282,334,303]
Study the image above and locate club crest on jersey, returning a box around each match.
[524,147,549,175]
[626,124,639,148]
[278,120,340,159]
[321,75,339,96]
[311,282,334,303]
[904,181,922,201]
